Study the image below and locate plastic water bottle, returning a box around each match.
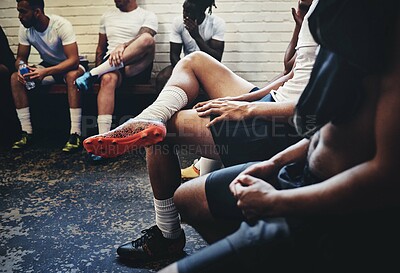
[18,60,36,90]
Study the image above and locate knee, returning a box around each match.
[139,33,155,51]
[177,51,208,72]
[65,70,81,86]
[10,72,22,91]
[11,72,19,85]
[173,180,206,224]
[99,73,118,90]
[173,185,186,211]
[173,185,191,221]
[182,51,207,65]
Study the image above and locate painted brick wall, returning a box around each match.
[0,0,296,87]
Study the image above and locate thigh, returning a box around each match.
[166,109,221,160]
[205,162,258,220]
[123,62,153,84]
[37,62,64,84]
[169,52,256,99]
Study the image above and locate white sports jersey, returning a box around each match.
[169,13,225,56]
[271,0,320,103]
[19,14,76,65]
[99,7,158,56]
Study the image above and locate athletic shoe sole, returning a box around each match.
[83,124,166,158]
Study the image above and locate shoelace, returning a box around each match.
[131,227,157,248]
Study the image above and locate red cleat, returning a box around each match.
[83,119,166,158]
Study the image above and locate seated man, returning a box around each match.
[155,0,226,178]
[0,25,18,150]
[83,0,319,263]
[158,0,400,272]
[11,0,85,152]
[75,0,158,162]
[156,0,225,92]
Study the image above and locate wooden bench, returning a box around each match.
[42,80,158,95]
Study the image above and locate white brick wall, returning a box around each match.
[0,0,295,87]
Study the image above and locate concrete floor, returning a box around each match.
[0,140,207,273]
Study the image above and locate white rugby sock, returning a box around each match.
[154,197,182,239]
[97,114,113,134]
[69,108,82,135]
[199,157,223,176]
[135,86,188,123]
[90,60,124,77]
[16,107,32,134]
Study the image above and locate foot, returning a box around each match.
[181,164,200,181]
[11,131,33,150]
[75,71,97,92]
[62,133,82,152]
[117,225,185,262]
[83,119,166,158]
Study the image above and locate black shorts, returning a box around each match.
[205,161,320,221]
[210,90,301,167]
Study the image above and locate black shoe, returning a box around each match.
[117,225,185,262]
[12,131,33,150]
[62,133,82,153]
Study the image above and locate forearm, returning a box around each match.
[270,138,310,169]
[194,37,222,61]
[124,28,156,49]
[95,47,106,66]
[247,100,296,123]
[283,26,301,74]
[236,71,294,102]
[43,57,79,76]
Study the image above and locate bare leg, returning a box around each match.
[147,109,219,198]
[174,174,240,243]
[83,52,256,157]
[65,68,84,109]
[97,71,121,116]
[165,51,255,103]
[122,33,155,77]
[147,109,240,243]
[76,33,155,92]
[11,72,29,109]
[10,72,32,136]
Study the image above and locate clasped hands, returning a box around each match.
[229,160,280,220]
